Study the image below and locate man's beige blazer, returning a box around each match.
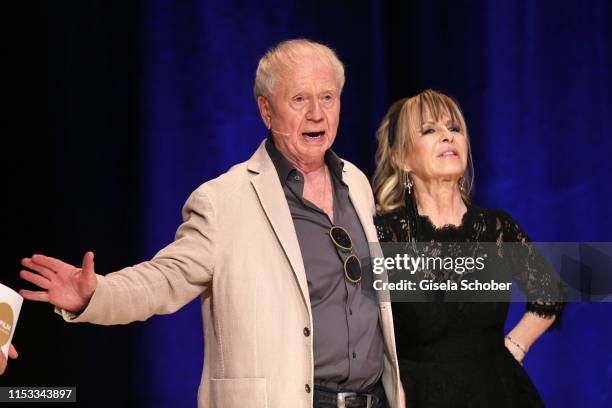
[58,140,401,407]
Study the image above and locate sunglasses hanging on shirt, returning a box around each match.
[328,225,362,284]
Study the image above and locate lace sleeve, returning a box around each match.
[495,210,566,329]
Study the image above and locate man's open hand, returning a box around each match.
[20,252,97,314]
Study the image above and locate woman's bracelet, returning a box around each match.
[505,335,528,355]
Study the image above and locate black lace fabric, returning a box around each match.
[494,210,566,326]
[375,201,566,408]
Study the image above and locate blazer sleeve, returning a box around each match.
[55,188,216,325]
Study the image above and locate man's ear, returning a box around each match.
[257,96,271,129]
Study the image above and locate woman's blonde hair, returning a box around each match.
[373,89,474,213]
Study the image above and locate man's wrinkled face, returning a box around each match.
[258,56,340,169]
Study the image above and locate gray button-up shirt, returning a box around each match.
[266,137,384,392]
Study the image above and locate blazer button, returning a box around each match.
[305,384,311,393]
[303,327,310,337]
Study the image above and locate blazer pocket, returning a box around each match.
[210,377,268,408]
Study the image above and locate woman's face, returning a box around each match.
[403,109,468,184]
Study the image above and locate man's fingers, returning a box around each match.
[21,258,57,280]
[8,344,18,359]
[82,251,95,275]
[19,289,50,303]
[20,269,51,289]
[30,254,74,274]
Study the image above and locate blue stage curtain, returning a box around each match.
[30,1,610,406]
[138,1,611,406]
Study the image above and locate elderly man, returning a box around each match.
[19,39,401,408]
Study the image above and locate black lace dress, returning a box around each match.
[375,200,565,408]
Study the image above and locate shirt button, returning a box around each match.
[352,352,356,359]
[294,175,301,181]
[349,309,353,315]
[303,327,310,337]
[305,384,311,393]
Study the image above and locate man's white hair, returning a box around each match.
[254,39,345,99]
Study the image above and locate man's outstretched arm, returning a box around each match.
[18,188,216,325]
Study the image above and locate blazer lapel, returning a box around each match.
[247,141,311,311]
[344,170,378,244]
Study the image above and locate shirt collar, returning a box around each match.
[265,134,345,183]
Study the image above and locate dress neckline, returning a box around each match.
[415,203,479,241]
[417,205,472,232]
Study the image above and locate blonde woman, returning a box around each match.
[373,90,564,407]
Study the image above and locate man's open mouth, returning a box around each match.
[303,131,325,139]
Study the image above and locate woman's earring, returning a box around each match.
[459,176,466,193]
[403,172,413,194]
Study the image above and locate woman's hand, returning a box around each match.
[505,311,557,366]
[504,336,526,365]
[19,252,97,314]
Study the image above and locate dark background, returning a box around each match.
[3,0,611,407]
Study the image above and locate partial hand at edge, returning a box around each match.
[0,344,18,375]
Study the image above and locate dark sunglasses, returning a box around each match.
[328,225,362,284]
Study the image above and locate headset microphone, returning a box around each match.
[270,128,292,137]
